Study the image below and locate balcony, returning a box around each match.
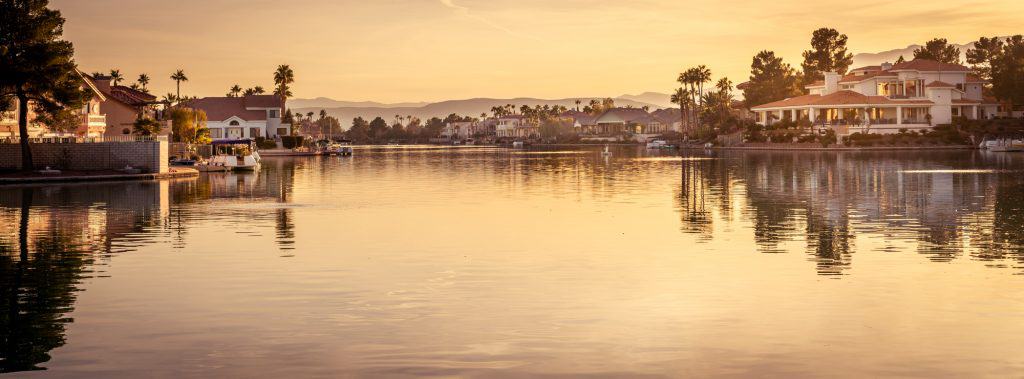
[86,114,107,126]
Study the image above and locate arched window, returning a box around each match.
[122,128,130,135]
[229,120,240,126]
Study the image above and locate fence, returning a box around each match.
[0,139,169,173]
[0,135,169,144]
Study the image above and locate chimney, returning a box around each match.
[881,62,893,71]
[92,76,111,93]
[824,71,840,94]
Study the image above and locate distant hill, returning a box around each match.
[617,92,673,108]
[850,37,1008,68]
[288,97,429,109]
[292,96,665,124]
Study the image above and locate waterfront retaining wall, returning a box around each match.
[0,141,168,173]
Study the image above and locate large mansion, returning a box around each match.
[751,58,1000,134]
[187,95,290,140]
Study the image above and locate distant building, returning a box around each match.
[0,71,108,138]
[495,115,538,139]
[750,59,1000,135]
[187,95,290,140]
[592,108,670,135]
[89,75,167,136]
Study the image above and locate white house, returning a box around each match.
[751,59,1000,135]
[188,95,290,140]
[495,115,538,139]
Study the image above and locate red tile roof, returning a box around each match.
[891,59,970,72]
[850,65,881,73]
[839,70,896,83]
[187,95,281,122]
[925,81,956,88]
[752,90,933,110]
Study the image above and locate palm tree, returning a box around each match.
[274,64,295,105]
[109,69,123,86]
[253,86,265,95]
[306,111,314,120]
[320,110,328,120]
[229,84,242,97]
[716,77,732,97]
[170,69,188,99]
[137,73,150,92]
[163,93,178,103]
[671,87,687,131]
[694,65,712,123]
[575,99,582,112]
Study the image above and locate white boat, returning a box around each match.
[984,139,1024,152]
[646,140,668,149]
[601,145,612,157]
[326,141,354,156]
[208,139,261,171]
[512,141,525,149]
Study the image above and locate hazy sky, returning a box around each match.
[51,0,1024,103]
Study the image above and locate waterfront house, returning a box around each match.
[187,95,291,140]
[592,108,670,135]
[495,115,538,139]
[89,75,168,136]
[750,59,1000,135]
[442,121,477,140]
[0,71,108,138]
[558,110,599,134]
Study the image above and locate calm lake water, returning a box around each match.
[3,146,1024,377]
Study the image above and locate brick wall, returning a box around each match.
[0,140,168,173]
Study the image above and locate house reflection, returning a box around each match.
[675,151,1024,275]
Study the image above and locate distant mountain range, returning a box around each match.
[293,39,999,123]
[850,37,1005,68]
[291,94,670,124]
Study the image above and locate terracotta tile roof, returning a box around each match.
[243,94,284,108]
[850,65,881,73]
[751,90,934,110]
[839,70,897,83]
[891,58,970,72]
[187,96,274,122]
[559,110,598,126]
[107,85,158,106]
[925,81,956,88]
[598,108,653,123]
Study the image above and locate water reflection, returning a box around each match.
[0,163,299,372]
[2,148,1024,375]
[674,150,1024,275]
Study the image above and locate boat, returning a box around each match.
[207,139,261,171]
[646,140,669,149]
[601,145,613,157]
[170,158,197,166]
[984,138,1024,152]
[326,141,354,156]
[512,141,525,149]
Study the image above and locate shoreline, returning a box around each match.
[0,167,200,185]
[700,145,977,151]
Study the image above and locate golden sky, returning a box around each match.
[52,0,1024,103]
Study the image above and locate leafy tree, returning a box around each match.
[912,38,961,64]
[801,27,853,85]
[895,55,906,64]
[170,69,188,99]
[743,50,802,108]
[368,116,388,141]
[169,108,210,144]
[423,117,445,138]
[274,64,294,104]
[990,35,1024,112]
[33,108,80,134]
[966,36,1004,81]
[346,117,370,143]
[0,0,89,170]
[132,117,161,136]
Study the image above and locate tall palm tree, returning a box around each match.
[671,87,687,132]
[229,84,242,97]
[109,69,123,86]
[253,86,265,95]
[306,111,314,120]
[574,99,582,112]
[170,69,188,99]
[137,73,150,92]
[694,65,712,123]
[274,64,295,105]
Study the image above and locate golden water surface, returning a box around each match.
[2,146,1024,377]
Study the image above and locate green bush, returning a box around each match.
[281,136,304,149]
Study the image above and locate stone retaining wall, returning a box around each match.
[0,141,168,173]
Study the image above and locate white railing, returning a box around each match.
[0,135,168,144]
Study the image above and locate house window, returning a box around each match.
[210,128,224,138]
[229,120,240,126]
[268,109,280,118]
